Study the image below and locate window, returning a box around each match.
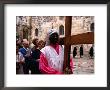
[59,25,64,35]
[35,28,38,36]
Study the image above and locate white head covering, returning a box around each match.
[45,29,59,46]
[48,29,59,36]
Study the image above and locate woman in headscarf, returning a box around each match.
[39,29,73,74]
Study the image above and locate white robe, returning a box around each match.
[41,45,64,73]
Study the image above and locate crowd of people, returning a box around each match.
[16,29,94,74]
[16,38,45,74]
[16,29,73,74]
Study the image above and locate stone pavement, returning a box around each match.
[71,51,94,74]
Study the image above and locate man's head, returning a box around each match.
[49,32,59,44]
[46,29,59,45]
[22,39,29,48]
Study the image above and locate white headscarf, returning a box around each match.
[45,29,59,46]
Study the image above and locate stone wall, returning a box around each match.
[16,16,94,48]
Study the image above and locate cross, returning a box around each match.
[59,16,94,74]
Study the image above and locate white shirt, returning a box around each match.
[16,52,25,62]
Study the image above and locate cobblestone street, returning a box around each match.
[71,51,94,74]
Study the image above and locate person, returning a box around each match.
[31,38,41,74]
[79,45,83,58]
[19,39,32,74]
[90,23,94,32]
[39,29,73,74]
[16,44,24,74]
[73,46,77,58]
[16,39,23,49]
[38,40,45,50]
[89,45,94,59]
[31,38,38,51]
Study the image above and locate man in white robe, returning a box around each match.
[39,29,73,74]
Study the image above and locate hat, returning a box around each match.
[48,29,59,36]
[45,29,59,46]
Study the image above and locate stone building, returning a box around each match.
[16,16,94,53]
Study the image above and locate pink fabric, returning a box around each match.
[70,57,74,74]
[39,53,62,74]
[39,44,74,74]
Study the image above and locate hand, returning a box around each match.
[20,61,25,64]
[36,59,40,62]
[64,67,73,74]
[25,54,30,57]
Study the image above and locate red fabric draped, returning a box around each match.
[39,44,74,74]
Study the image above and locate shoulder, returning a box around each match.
[19,48,24,51]
[40,46,50,55]
[18,52,23,56]
[19,48,26,54]
[41,46,50,52]
[59,45,64,51]
[35,49,41,53]
[31,46,35,51]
